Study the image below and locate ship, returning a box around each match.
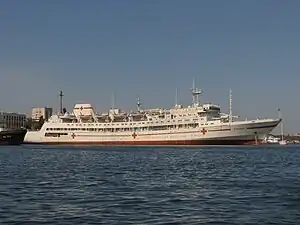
[0,112,27,145]
[263,135,280,144]
[24,83,281,146]
[0,128,27,145]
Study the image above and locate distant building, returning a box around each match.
[31,107,53,121]
[0,112,26,129]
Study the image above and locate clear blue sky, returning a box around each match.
[0,0,299,133]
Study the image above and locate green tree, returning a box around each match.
[31,116,44,130]
[37,116,44,130]
[25,118,32,129]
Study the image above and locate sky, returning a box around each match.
[0,0,299,133]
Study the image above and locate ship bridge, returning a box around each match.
[202,104,220,111]
[73,104,95,117]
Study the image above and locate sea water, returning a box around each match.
[0,145,299,224]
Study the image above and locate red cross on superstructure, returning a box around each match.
[132,132,137,139]
[71,133,76,139]
[201,128,207,135]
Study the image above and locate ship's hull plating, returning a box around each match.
[0,128,27,145]
[24,119,280,146]
[23,139,263,146]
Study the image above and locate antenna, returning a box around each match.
[190,78,202,107]
[229,89,232,123]
[278,109,284,140]
[111,92,115,110]
[59,90,64,114]
[277,108,282,119]
[0,109,3,129]
[175,88,178,106]
[137,97,141,111]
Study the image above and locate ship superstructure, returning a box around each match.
[24,83,281,145]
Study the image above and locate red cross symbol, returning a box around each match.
[71,133,76,139]
[201,128,207,135]
[132,132,137,139]
[80,106,83,110]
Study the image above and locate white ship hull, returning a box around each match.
[24,119,280,146]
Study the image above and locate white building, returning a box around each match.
[0,112,26,129]
[31,107,53,121]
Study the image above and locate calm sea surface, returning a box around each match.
[0,145,299,224]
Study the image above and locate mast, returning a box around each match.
[278,109,284,140]
[277,109,284,140]
[281,119,284,141]
[111,92,115,110]
[59,90,64,114]
[175,88,178,107]
[0,109,3,129]
[190,78,202,107]
[137,97,141,111]
[229,89,232,123]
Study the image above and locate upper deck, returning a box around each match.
[45,82,259,128]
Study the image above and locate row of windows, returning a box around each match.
[63,118,207,127]
[0,119,26,129]
[47,122,218,131]
[0,117,26,121]
[45,133,68,137]
[46,123,201,132]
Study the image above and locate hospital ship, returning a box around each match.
[24,83,281,145]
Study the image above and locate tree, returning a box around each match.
[30,116,45,131]
[25,118,32,129]
[37,116,44,130]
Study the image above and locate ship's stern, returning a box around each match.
[0,128,27,145]
[23,130,43,144]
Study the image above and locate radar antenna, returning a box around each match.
[190,78,202,107]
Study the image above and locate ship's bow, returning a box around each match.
[236,118,281,144]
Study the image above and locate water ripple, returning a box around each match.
[0,145,300,224]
